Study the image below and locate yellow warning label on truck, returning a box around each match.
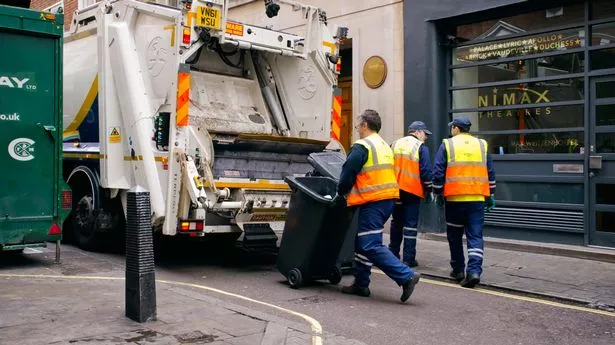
[108,127,121,143]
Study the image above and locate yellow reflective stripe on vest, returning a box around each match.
[395,168,421,180]
[362,164,395,172]
[445,176,489,183]
[349,183,399,195]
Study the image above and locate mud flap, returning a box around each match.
[242,223,278,252]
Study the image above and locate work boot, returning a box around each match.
[341,284,370,297]
[460,272,480,288]
[400,272,421,302]
[404,259,419,268]
[450,270,465,283]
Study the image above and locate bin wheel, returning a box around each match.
[328,266,343,285]
[288,268,303,289]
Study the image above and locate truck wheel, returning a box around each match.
[288,268,303,289]
[328,266,343,285]
[73,195,97,249]
[67,166,108,251]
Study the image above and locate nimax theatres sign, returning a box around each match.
[478,87,551,119]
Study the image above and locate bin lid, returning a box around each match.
[307,151,346,181]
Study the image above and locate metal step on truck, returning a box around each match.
[61,0,347,251]
[0,3,71,257]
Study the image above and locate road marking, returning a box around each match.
[372,269,615,317]
[0,274,323,345]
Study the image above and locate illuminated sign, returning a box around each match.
[478,87,551,119]
[456,32,583,62]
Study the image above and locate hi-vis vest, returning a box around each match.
[392,135,424,198]
[348,133,399,206]
[443,133,490,202]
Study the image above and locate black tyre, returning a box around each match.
[288,268,303,289]
[328,266,343,285]
[67,166,109,251]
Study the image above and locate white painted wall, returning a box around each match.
[229,0,405,144]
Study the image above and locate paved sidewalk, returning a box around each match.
[402,235,615,311]
[0,254,365,345]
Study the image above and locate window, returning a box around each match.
[452,79,584,110]
[590,47,615,70]
[496,182,584,204]
[597,184,615,205]
[596,212,615,233]
[596,105,615,126]
[459,105,584,132]
[591,22,615,46]
[452,53,585,86]
[592,0,615,21]
[453,28,585,65]
[476,131,584,154]
[44,1,64,14]
[78,0,97,10]
[597,133,615,153]
[456,4,585,42]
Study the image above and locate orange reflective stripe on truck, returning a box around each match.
[177,64,190,127]
[331,87,342,141]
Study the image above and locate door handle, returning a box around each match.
[37,123,57,141]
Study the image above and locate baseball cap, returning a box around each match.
[408,121,432,135]
[448,115,472,129]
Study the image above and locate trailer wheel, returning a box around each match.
[288,268,303,289]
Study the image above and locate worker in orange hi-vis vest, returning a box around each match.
[389,121,434,268]
[432,115,496,289]
[335,109,420,303]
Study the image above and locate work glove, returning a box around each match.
[425,192,435,204]
[435,194,445,207]
[485,195,496,212]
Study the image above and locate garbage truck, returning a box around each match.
[61,0,346,251]
[0,4,71,258]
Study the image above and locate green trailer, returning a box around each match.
[0,5,70,257]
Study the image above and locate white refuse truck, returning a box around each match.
[61,0,346,250]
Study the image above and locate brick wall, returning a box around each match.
[30,0,79,31]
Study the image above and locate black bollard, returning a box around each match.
[125,187,156,322]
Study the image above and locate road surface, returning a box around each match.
[1,242,613,345]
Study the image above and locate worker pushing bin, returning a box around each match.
[278,176,356,289]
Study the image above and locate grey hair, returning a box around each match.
[359,109,382,133]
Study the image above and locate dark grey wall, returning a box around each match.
[404,0,531,233]
[403,0,530,153]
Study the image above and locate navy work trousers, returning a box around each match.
[445,201,485,276]
[354,199,414,289]
[389,196,420,263]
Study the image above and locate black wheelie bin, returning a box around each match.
[278,176,356,289]
[307,151,358,273]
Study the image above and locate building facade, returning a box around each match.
[232,0,615,249]
[411,0,615,248]
[29,0,96,30]
[22,0,614,248]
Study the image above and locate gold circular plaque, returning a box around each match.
[363,56,387,89]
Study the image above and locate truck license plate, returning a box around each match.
[196,6,221,30]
